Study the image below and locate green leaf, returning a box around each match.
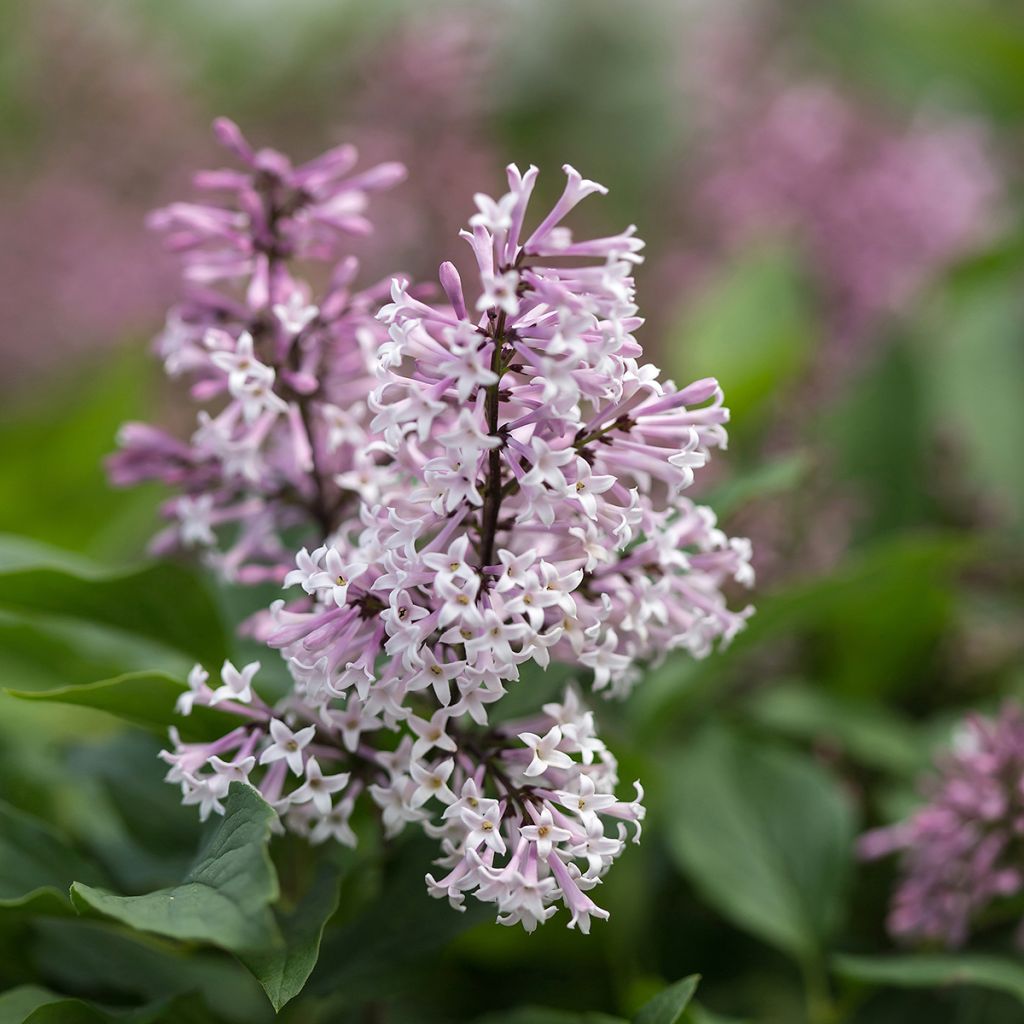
[0,985,60,1024]
[0,351,161,557]
[475,1011,624,1024]
[310,835,490,1004]
[0,800,106,913]
[0,985,169,1024]
[833,953,1024,1005]
[664,726,854,960]
[918,261,1024,528]
[682,1008,749,1024]
[744,681,928,777]
[240,860,343,1011]
[665,245,813,428]
[70,784,281,955]
[702,452,811,520]
[7,671,237,743]
[0,992,218,1024]
[634,975,700,1024]
[0,535,228,666]
[31,918,270,1024]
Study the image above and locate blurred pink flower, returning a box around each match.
[0,1,210,387]
[696,81,1000,345]
[651,11,1002,356]
[861,704,1024,948]
[337,10,505,280]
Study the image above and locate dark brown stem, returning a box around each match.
[476,311,508,573]
[258,178,339,539]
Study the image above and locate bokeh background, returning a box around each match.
[2,1,1024,1021]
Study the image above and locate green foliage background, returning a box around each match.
[1,1,1024,1021]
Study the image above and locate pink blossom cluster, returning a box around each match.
[692,78,1000,346]
[860,704,1024,947]
[159,145,752,931]
[108,119,405,584]
[164,668,642,933]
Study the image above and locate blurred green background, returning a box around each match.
[2,1,1024,1021]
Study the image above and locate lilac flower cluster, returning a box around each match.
[695,80,999,346]
[860,704,1024,947]
[159,147,752,931]
[108,119,404,584]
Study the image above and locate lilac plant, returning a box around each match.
[108,118,405,584]
[860,704,1024,947]
[146,127,753,932]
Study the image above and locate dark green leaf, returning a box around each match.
[665,726,854,960]
[310,835,490,1004]
[476,1013,625,1024]
[833,953,1024,1005]
[0,536,228,666]
[71,784,281,955]
[634,975,700,1024]
[7,671,237,743]
[0,800,106,913]
[240,860,343,1011]
[30,918,270,1024]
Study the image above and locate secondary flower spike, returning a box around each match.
[108,118,405,584]
[162,157,753,933]
[860,703,1024,948]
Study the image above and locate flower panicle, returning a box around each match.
[160,158,752,933]
[860,702,1024,948]
[108,118,405,585]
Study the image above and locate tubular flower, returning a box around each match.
[163,161,752,931]
[108,118,405,584]
[860,704,1024,948]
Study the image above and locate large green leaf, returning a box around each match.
[0,536,228,667]
[310,835,490,1005]
[0,351,161,558]
[664,726,854,961]
[71,784,281,955]
[30,918,270,1024]
[240,860,343,1012]
[744,681,928,778]
[634,975,700,1024]
[0,800,106,913]
[7,671,236,743]
[833,953,1024,1005]
[0,989,218,1024]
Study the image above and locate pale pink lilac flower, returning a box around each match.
[860,704,1024,947]
[668,11,1002,351]
[695,81,1000,346]
[108,119,406,585]
[0,2,208,387]
[163,162,752,932]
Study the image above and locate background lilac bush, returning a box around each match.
[2,1,1024,1022]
